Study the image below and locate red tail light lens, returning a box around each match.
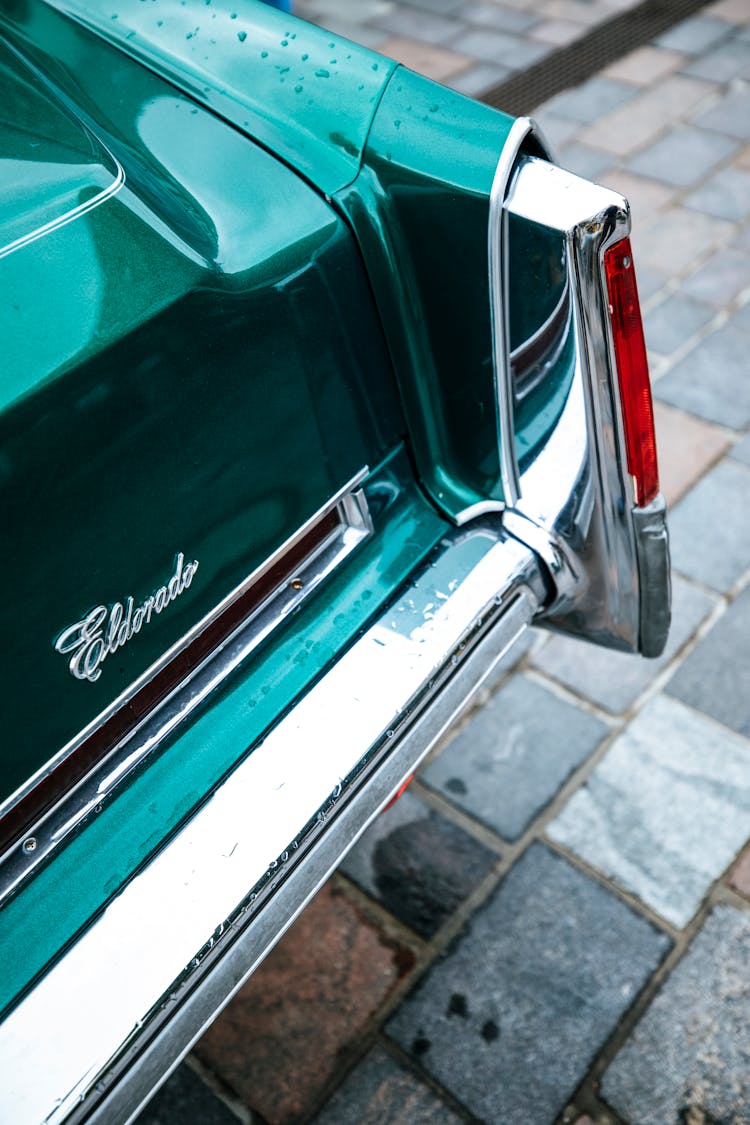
[604,237,659,507]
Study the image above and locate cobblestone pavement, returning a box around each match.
[140,2,750,1123]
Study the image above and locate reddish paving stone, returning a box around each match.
[378,36,471,81]
[195,880,416,1125]
[729,846,750,899]
[653,402,730,507]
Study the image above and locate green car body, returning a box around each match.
[0,2,670,1121]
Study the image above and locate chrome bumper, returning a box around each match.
[0,151,671,1125]
[499,154,671,659]
[0,525,546,1125]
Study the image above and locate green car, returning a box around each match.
[0,0,670,1120]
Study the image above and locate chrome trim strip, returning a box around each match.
[0,468,369,824]
[504,156,670,655]
[0,41,127,261]
[511,280,571,403]
[0,472,372,902]
[0,526,543,1125]
[0,156,125,260]
[485,116,552,513]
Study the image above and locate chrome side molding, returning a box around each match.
[0,472,373,906]
[0,525,544,1125]
[502,155,670,657]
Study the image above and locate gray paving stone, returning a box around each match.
[635,262,670,302]
[683,39,750,82]
[451,27,548,68]
[730,433,750,467]
[533,111,581,147]
[465,3,538,32]
[685,165,750,221]
[446,60,510,95]
[372,6,461,44]
[693,86,750,140]
[682,247,750,306]
[603,906,750,1125]
[644,292,716,354]
[548,695,750,927]
[545,77,638,124]
[422,674,608,841]
[628,125,738,187]
[297,11,391,47]
[655,15,733,54]
[341,790,497,938]
[404,0,476,15]
[655,325,750,430]
[387,844,670,1125]
[557,141,614,180]
[667,457,750,591]
[531,575,717,713]
[667,584,750,740]
[315,1045,462,1124]
[136,1064,238,1125]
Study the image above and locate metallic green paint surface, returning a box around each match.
[0,8,402,807]
[0,449,447,1016]
[335,69,516,521]
[0,40,119,256]
[45,0,396,196]
[0,0,579,1021]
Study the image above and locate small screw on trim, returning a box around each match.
[22,837,37,854]
[290,578,304,591]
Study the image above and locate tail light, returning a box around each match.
[604,237,659,507]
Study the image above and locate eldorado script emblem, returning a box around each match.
[55,553,199,683]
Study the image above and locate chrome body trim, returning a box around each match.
[0,525,544,1125]
[0,40,127,260]
[0,472,372,903]
[511,281,570,403]
[484,116,552,516]
[504,155,670,656]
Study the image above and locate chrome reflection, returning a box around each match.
[503,155,670,656]
[486,116,552,512]
[0,525,543,1125]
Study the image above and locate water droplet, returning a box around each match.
[295,84,302,92]
[237,30,246,41]
[429,103,439,113]
[371,62,379,71]
[301,51,308,60]
[230,10,237,16]
[281,38,288,45]
[386,729,394,738]
[315,68,330,78]
[261,49,268,57]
